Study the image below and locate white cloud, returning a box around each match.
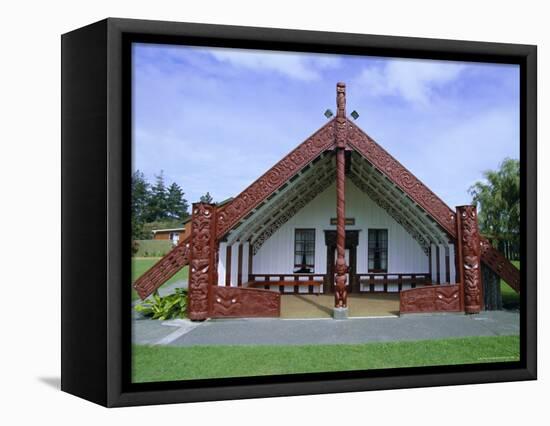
[355,59,466,106]
[391,106,519,208]
[209,48,341,81]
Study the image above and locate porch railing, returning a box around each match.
[356,273,431,293]
[247,274,326,294]
[246,273,432,294]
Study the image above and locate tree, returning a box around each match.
[131,170,150,239]
[469,158,520,260]
[199,192,214,204]
[166,182,189,220]
[144,171,168,222]
[130,170,190,239]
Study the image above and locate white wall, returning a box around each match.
[217,241,227,286]
[230,243,239,286]
[252,178,429,275]
[242,242,250,284]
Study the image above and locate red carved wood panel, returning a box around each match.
[216,121,336,238]
[435,285,461,311]
[400,287,434,312]
[187,203,217,321]
[210,286,280,318]
[400,284,461,313]
[133,237,190,300]
[480,237,520,292]
[457,206,483,313]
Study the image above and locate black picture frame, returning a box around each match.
[61,17,537,407]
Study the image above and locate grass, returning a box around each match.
[501,260,520,310]
[132,335,519,383]
[133,239,174,257]
[131,258,188,301]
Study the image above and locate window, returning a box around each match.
[169,232,180,245]
[368,229,388,272]
[294,229,315,273]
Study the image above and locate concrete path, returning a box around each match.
[132,310,519,346]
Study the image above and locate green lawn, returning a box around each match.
[132,258,188,301]
[132,335,519,383]
[501,260,520,310]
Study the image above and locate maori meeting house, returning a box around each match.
[134,83,520,320]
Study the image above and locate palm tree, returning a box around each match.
[469,158,520,260]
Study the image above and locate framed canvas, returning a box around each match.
[61,17,537,407]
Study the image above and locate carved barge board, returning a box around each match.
[210,286,280,318]
[216,121,336,239]
[400,284,461,313]
[133,237,191,300]
[346,119,520,292]
[347,120,456,236]
[480,238,520,292]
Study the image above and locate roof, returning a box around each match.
[214,114,454,254]
[152,227,187,233]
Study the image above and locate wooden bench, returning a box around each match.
[246,280,323,294]
[358,274,431,292]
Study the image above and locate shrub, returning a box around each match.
[135,288,187,320]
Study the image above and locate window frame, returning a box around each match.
[368,228,388,273]
[294,228,316,273]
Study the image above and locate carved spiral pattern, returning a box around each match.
[210,286,280,318]
[335,117,347,149]
[400,284,461,313]
[228,153,334,244]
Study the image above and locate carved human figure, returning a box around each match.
[457,205,482,313]
[336,82,346,117]
[187,202,216,320]
[334,256,348,308]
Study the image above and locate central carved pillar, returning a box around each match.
[334,82,348,309]
[456,205,483,314]
[187,202,217,321]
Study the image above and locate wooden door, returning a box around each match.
[324,230,358,293]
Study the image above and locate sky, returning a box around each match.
[132,43,519,210]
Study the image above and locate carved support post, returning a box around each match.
[187,202,217,321]
[456,205,483,314]
[334,82,348,309]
